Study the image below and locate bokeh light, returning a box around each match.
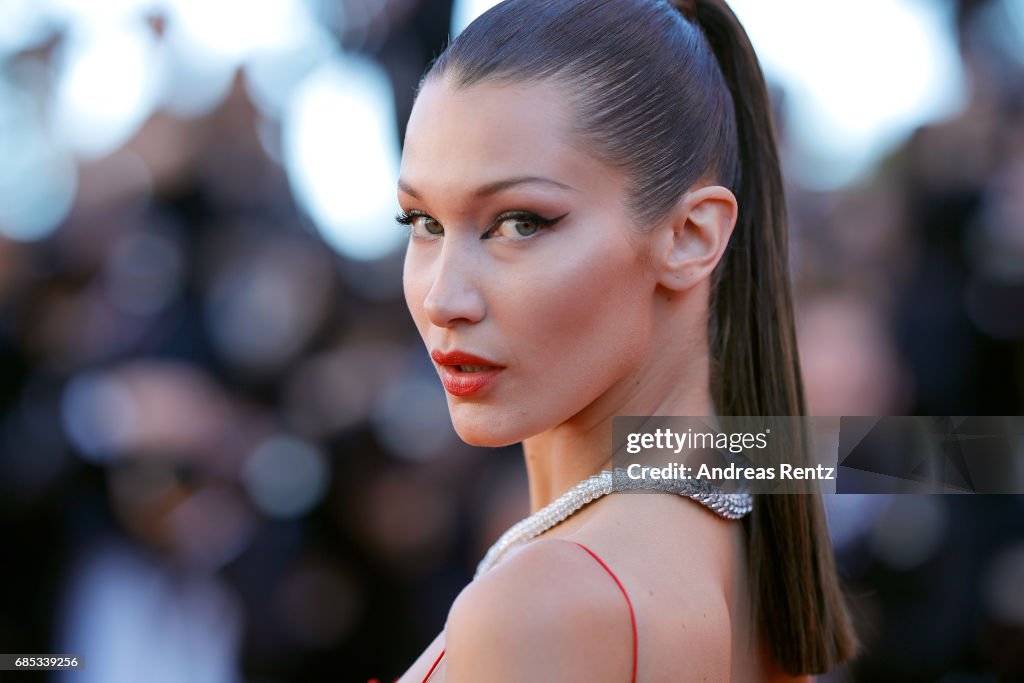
[50,19,165,159]
[0,74,77,241]
[242,434,331,519]
[282,54,403,261]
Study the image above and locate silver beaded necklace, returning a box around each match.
[474,466,753,579]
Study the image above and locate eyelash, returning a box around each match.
[394,209,566,240]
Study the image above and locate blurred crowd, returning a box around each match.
[0,1,1022,681]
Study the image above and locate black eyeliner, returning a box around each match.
[482,210,570,239]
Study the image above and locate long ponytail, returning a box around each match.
[680,0,860,673]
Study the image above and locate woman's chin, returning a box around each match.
[449,411,525,448]
[452,423,520,448]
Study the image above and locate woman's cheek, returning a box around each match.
[402,258,432,336]
[517,243,645,372]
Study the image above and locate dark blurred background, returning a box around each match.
[0,0,1022,681]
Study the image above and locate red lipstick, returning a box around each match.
[430,349,505,397]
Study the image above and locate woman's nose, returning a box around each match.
[422,247,486,328]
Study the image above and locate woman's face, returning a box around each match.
[399,78,658,446]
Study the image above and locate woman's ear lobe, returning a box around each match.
[652,185,737,292]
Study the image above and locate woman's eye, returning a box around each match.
[416,216,444,236]
[396,211,443,238]
[488,213,548,240]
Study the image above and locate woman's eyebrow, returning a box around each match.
[397,175,576,200]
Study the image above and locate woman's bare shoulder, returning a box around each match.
[443,533,734,681]
[443,537,634,682]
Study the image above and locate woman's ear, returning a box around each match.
[649,185,737,292]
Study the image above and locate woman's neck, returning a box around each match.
[521,348,714,513]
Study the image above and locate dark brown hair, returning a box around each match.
[418,0,858,674]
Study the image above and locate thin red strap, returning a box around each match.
[572,541,638,683]
[421,647,445,682]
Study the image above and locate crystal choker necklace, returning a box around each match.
[474,467,753,579]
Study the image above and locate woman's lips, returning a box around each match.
[430,349,505,397]
[438,365,503,396]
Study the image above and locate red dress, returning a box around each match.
[416,540,638,682]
